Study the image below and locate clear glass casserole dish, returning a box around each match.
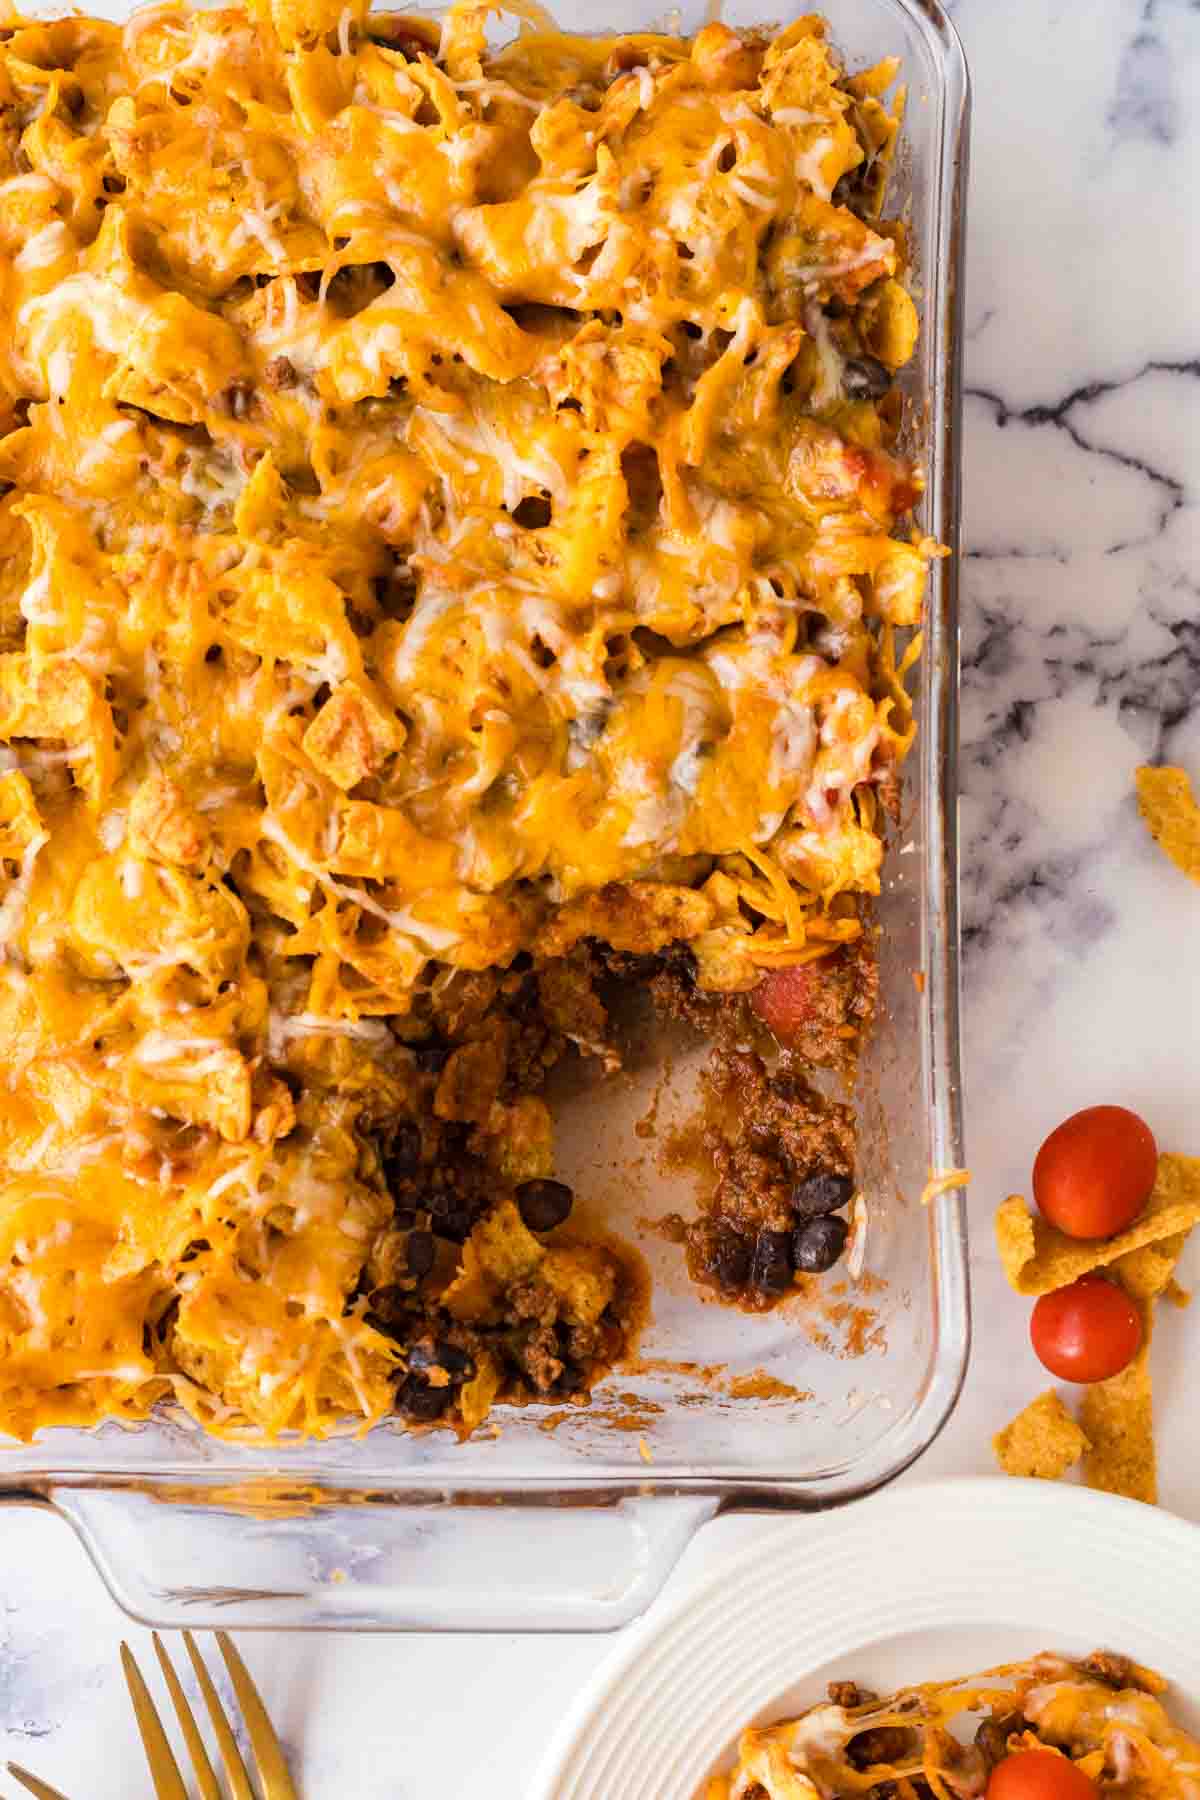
[0,0,971,1630]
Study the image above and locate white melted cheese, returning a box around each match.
[14,221,73,273]
[0,828,49,949]
[267,1009,393,1060]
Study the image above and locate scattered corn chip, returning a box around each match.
[1075,1230,1191,1505]
[1080,1298,1157,1505]
[1136,764,1200,885]
[993,1389,1090,1482]
[995,1154,1200,1296]
[1111,1231,1190,1301]
[994,1159,1197,1506]
[458,1351,503,1432]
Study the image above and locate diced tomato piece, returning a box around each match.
[750,964,820,1046]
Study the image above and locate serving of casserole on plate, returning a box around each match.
[535,1482,1200,1797]
[713,1650,1200,1800]
[0,0,953,1446]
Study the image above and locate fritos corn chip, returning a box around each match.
[1080,1297,1157,1505]
[995,1154,1200,1296]
[1136,764,1200,884]
[1111,1231,1190,1301]
[1078,1228,1190,1505]
[995,1157,1197,1507]
[993,1389,1090,1481]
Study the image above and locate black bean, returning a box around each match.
[832,159,877,213]
[388,1121,422,1174]
[710,1227,751,1290]
[366,1284,409,1330]
[434,1209,474,1243]
[793,1213,849,1273]
[409,1338,473,1379]
[516,1178,573,1233]
[396,1374,448,1421]
[751,1228,794,1294]
[436,1341,474,1378]
[405,1229,435,1278]
[842,356,891,400]
[791,1170,854,1219]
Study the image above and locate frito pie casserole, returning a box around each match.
[0,0,936,1440]
[712,1653,1200,1800]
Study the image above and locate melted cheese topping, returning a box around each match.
[714,1656,1200,1800]
[0,0,931,1439]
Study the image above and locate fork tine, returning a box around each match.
[182,1630,255,1800]
[215,1631,299,1800]
[119,1643,189,1800]
[153,1634,222,1800]
[7,1764,73,1800]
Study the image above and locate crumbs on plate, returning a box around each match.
[1137,764,1200,885]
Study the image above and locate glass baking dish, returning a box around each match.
[0,0,970,1630]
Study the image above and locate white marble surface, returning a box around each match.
[2,0,1200,1791]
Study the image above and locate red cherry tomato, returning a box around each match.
[987,1749,1098,1800]
[1030,1274,1142,1383]
[1033,1105,1157,1240]
[750,964,820,1045]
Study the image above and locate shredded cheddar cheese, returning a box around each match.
[0,0,931,1439]
[918,1167,970,1206]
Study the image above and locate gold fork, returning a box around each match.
[7,1769,71,1800]
[11,1629,297,1800]
[126,1631,297,1800]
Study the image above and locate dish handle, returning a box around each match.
[46,1484,719,1632]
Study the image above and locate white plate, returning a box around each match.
[533,1477,1200,1800]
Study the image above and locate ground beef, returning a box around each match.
[646,931,877,1074]
[847,1726,917,1770]
[515,1320,565,1392]
[646,948,742,1041]
[362,958,639,1418]
[1081,1652,1137,1689]
[828,1682,877,1708]
[536,949,619,1068]
[679,1046,856,1307]
[265,354,297,389]
[426,965,563,1099]
[368,920,874,1419]
[974,1714,1027,1769]
[638,931,870,1304]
